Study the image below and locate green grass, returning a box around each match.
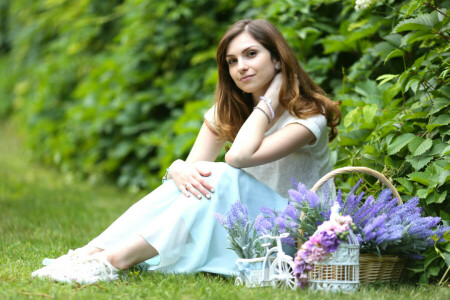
[0,120,448,300]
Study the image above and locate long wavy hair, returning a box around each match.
[214,19,341,142]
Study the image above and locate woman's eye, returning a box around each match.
[248,50,257,57]
[227,59,236,65]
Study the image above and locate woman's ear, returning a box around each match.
[275,62,281,70]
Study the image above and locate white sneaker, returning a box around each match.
[42,249,84,266]
[31,249,84,282]
[58,253,120,284]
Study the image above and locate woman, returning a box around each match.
[32,19,340,284]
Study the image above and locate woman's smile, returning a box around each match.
[240,74,255,82]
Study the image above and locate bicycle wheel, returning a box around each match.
[269,257,298,290]
[235,276,243,286]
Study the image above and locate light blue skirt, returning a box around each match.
[88,162,288,276]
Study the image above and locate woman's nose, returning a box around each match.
[237,59,248,72]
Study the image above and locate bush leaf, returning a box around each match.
[344,108,360,128]
[426,114,450,131]
[376,74,399,86]
[408,136,424,153]
[363,104,378,124]
[408,172,430,185]
[413,138,433,156]
[394,12,440,32]
[406,155,433,171]
[387,133,416,155]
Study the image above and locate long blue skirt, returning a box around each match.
[88,162,288,276]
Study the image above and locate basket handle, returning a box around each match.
[310,166,402,204]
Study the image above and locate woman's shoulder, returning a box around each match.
[282,112,327,131]
[204,105,218,133]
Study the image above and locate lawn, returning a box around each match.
[0,120,448,300]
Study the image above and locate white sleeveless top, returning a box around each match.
[204,106,332,198]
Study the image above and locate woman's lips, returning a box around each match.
[240,75,254,82]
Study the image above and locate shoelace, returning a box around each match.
[80,254,118,280]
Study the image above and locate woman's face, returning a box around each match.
[226,32,278,99]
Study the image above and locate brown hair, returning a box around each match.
[213,19,341,142]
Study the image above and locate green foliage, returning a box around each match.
[409,231,450,285]
[0,0,238,190]
[319,0,450,283]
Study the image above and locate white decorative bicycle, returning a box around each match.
[235,233,298,290]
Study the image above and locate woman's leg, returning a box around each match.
[76,245,104,256]
[104,235,158,270]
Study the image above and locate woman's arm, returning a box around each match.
[185,122,225,164]
[225,122,315,168]
[168,122,226,198]
[225,73,316,168]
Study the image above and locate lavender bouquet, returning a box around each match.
[276,180,449,257]
[215,200,299,259]
[214,200,267,259]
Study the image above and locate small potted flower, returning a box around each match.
[214,200,271,287]
[215,200,297,288]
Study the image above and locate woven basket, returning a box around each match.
[308,166,405,283]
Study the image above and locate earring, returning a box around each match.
[275,63,281,70]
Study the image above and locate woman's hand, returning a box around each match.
[168,160,215,199]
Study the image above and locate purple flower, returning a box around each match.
[362,214,387,237]
[374,232,389,245]
[385,225,403,242]
[254,214,273,235]
[377,188,393,207]
[259,206,276,218]
[306,190,320,208]
[275,216,287,230]
[319,231,340,252]
[353,195,376,226]
[380,197,399,216]
[288,182,319,208]
[214,213,226,227]
[290,177,298,188]
[282,235,296,247]
[226,200,249,229]
[343,191,365,216]
[407,217,440,238]
[336,189,343,208]
[434,226,450,242]
[282,204,299,220]
[364,231,377,241]
[391,197,419,219]
[348,179,363,197]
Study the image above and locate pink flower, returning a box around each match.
[335,223,350,234]
[307,246,327,262]
[317,221,338,232]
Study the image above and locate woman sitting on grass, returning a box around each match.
[32,19,340,284]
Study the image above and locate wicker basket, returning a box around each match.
[308,166,405,283]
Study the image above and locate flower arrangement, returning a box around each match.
[215,200,300,259]
[214,200,265,259]
[293,203,356,287]
[283,180,450,257]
